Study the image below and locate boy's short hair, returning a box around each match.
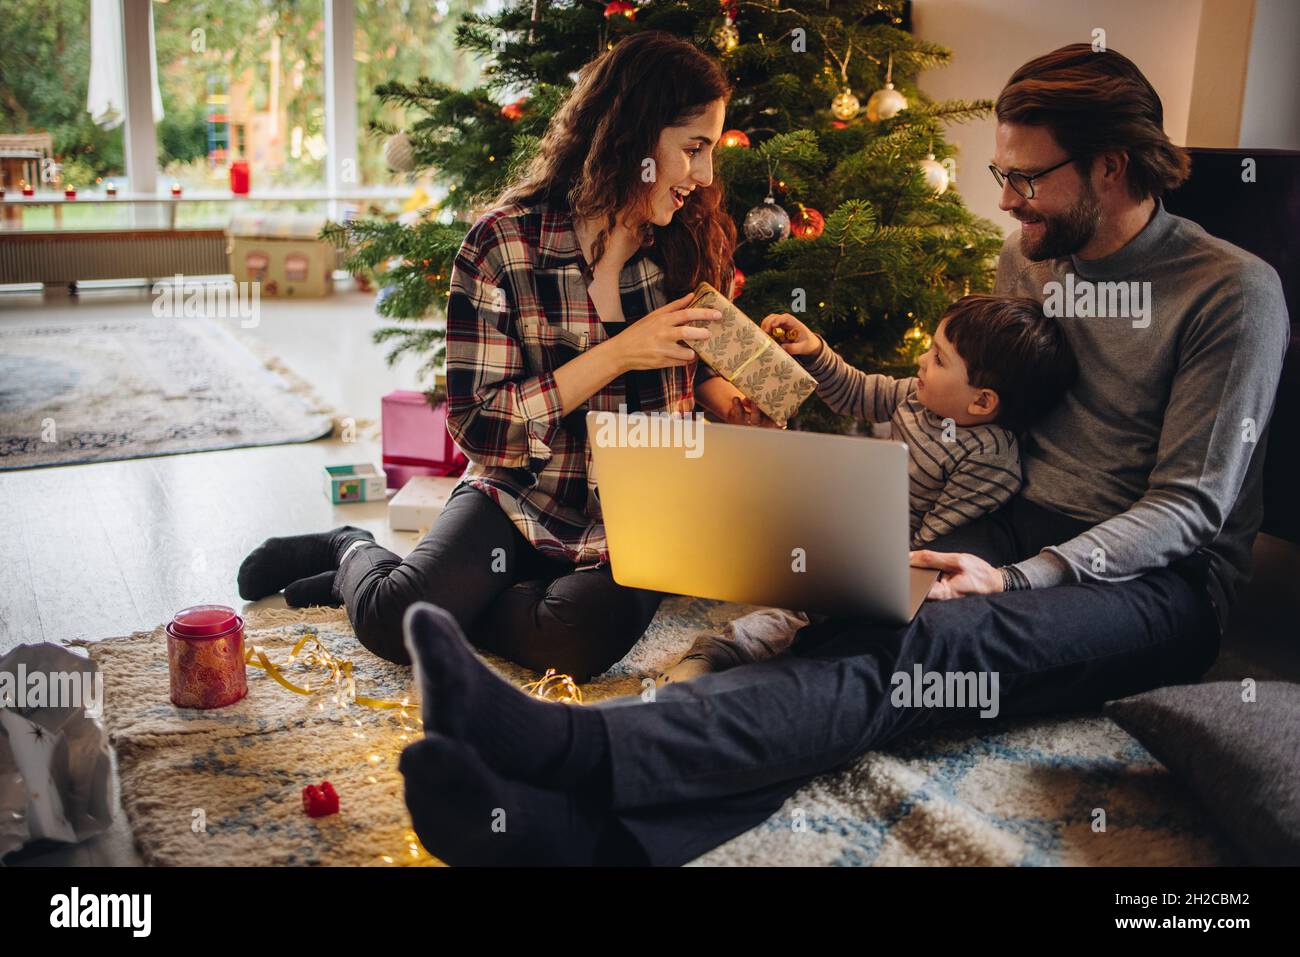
[939,294,1077,434]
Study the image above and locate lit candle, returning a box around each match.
[105,181,117,197]
[170,181,182,197]
[65,185,77,199]
[22,182,34,197]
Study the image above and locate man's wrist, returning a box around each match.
[998,565,1031,592]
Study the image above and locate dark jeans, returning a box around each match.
[334,483,663,680]
[591,494,1223,866]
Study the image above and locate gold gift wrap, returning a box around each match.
[685,282,817,427]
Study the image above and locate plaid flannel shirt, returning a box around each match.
[445,196,705,566]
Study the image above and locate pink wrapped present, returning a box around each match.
[381,390,468,490]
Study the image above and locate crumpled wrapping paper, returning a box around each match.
[0,643,114,861]
[685,281,817,427]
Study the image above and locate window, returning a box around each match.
[352,0,486,185]
[0,0,127,228]
[153,0,327,192]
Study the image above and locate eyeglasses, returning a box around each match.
[988,156,1076,199]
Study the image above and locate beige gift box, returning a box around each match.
[685,282,817,427]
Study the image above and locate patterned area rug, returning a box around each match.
[0,318,334,470]
[84,602,1236,866]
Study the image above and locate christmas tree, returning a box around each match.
[328,0,1004,430]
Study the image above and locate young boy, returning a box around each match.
[659,294,1078,685]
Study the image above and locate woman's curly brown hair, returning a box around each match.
[489,30,738,299]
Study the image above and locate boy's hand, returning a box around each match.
[761,313,820,356]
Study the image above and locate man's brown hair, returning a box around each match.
[995,43,1191,201]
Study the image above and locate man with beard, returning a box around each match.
[396,44,1291,866]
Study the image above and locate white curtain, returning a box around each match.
[87,0,164,130]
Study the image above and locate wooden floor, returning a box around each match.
[0,284,425,865]
[0,285,424,650]
[3,284,1298,865]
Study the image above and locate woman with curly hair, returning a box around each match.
[237,31,762,679]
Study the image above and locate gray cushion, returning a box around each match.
[1104,681,1300,865]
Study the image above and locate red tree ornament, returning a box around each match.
[730,265,745,298]
[791,205,824,240]
[603,1,636,19]
[720,129,750,149]
[501,98,527,121]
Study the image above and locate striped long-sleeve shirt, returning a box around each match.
[803,340,1023,546]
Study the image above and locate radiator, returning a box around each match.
[0,230,230,284]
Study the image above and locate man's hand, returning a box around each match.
[909,550,1004,601]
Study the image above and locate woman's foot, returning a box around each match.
[236,526,374,601]
[284,570,342,608]
[656,653,715,687]
[399,734,612,866]
[402,602,609,790]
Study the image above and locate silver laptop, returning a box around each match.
[587,412,939,623]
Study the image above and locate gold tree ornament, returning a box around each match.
[866,54,908,121]
[713,16,739,52]
[831,89,860,121]
[918,153,950,195]
[825,39,859,120]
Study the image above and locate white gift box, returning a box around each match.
[388,476,462,532]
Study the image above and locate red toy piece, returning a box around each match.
[302,781,339,817]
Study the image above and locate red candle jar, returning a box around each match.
[22,184,34,197]
[229,159,250,195]
[165,605,248,709]
[65,186,77,199]
[170,181,182,197]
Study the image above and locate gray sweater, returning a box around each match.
[995,200,1289,630]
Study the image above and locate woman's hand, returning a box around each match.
[760,313,821,357]
[909,550,1005,601]
[722,395,780,428]
[606,293,722,372]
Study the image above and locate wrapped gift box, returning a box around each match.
[388,475,462,532]
[323,463,386,504]
[685,282,817,427]
[228,214,336,298]
[381,389,468,490]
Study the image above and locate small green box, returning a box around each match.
[324,463,387,504]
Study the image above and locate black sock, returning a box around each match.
[284,571,342,608]
[399,734,617,865]
[237,526,373,601]
[403,602,612,793]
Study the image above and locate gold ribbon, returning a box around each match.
[243,631,412,711]
[723,333,776,384]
